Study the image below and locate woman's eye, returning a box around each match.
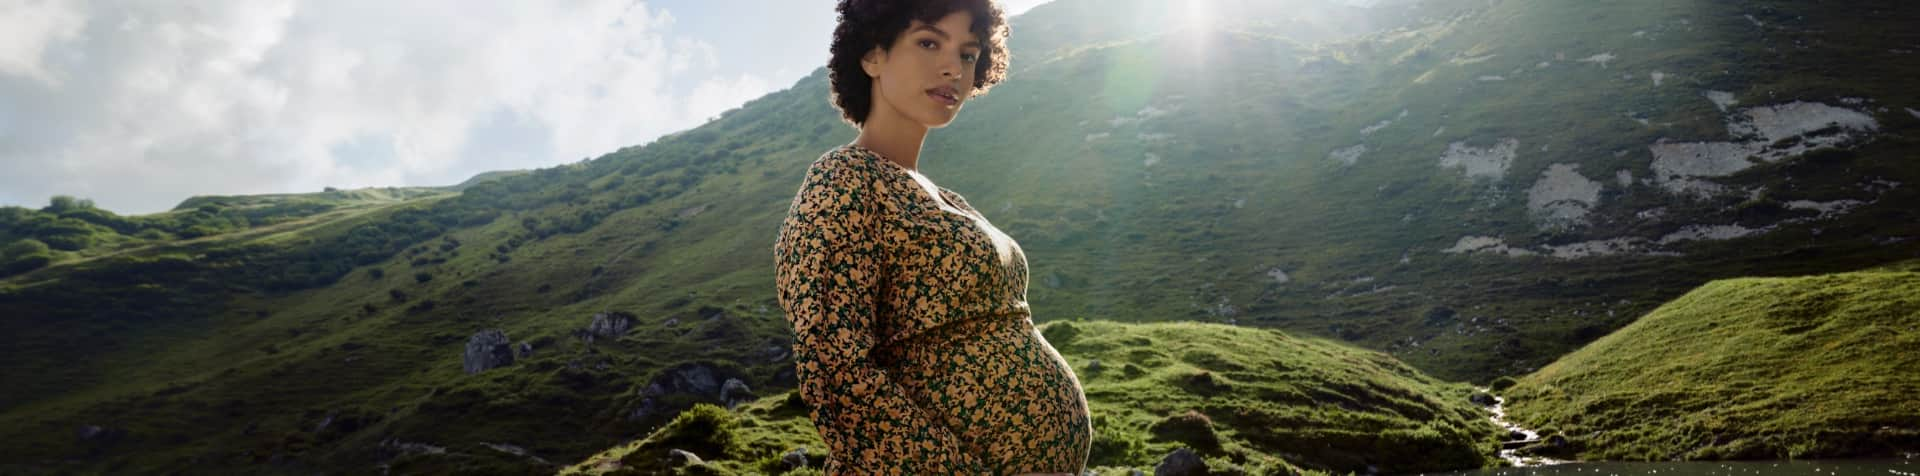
[919,39,937,49]
[961,52,978,63]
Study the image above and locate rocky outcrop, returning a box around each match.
[1424,306,1458,326]
[587,311,636,338]
[1438,138,1519,181]
[1525,163,1603,230]
[660,364,723,396]
[720,378,755,409]
[666,448,703,466]
[761,340,791,363]
[76,423,127,456]
[628,363,747,421]
[481,442,552,466]
[780,447,809,471]
[379,438,447,457]
[463,329,514,374]
[1470,392,1498,407]
[771,366,796,387]
[1154,447,1208,476]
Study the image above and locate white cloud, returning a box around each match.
[1000,0,1052,16]
[0,0,88,84]
[0,0,785,214]
[687,73,773,123]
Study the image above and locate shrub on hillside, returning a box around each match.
[2,239,51,259]
[1178,370,1231,396]
[406,300,435,314]
[1089,415,1150,467]
[1150,409,1223,454]
[56,207,139,234]
[178,224,222,239]
[38,232,94,251]
[1040,321,1081,344]
[29,217,104,250]
[2,253,53,275]
[617,404,742,471]
[1375,422,1487,469]
[43,195,93,214]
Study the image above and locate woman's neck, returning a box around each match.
[853,108,929,171]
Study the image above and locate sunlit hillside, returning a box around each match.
[1503,260,1920,461]
[2,0,1916,472]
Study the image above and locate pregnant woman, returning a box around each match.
[772,0,1092,474]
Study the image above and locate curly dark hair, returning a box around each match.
[828,0,1010,127]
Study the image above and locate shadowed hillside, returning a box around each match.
[561,321,1499,475]
[3,0,1918,472]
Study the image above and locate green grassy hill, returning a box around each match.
[3,0,1918,472]
[1,185,455,280]
[561,321,1498,475]
[1503,261,1920,461]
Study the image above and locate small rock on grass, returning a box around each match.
[1154,447,1207,476]
[666,448,703,466]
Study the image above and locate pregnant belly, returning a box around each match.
[881,316,1092,473]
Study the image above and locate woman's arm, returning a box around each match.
[774,155,990,474]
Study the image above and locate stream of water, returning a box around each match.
[1461,389,1917,475]
[1428,458,1918,476]
[1481,390,1566,467]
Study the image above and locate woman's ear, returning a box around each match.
[861,46,885,78]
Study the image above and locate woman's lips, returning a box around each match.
[927,88,959,106]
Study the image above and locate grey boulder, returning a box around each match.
[463,329,514,374]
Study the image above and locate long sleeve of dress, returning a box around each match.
[773,155,990,475]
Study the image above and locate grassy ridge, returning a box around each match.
[1503,261,1920,460]
[4,0,1920,472]
[565,321,1501,475]
[0,186,456,284]
[0,109,850,472]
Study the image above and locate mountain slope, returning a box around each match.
[0,186,452,280]
[3,0,1919,472]
[1503,261,1920,460]
[563,321,1499,475]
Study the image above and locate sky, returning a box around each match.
[0,0,1051,215]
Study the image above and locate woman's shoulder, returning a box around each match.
[804,144,910,194]
[794,144,896,205]
[811,143,883,173]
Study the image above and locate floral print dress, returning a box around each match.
[773,144,1092,475]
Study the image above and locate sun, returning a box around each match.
[1176,0,1217,31]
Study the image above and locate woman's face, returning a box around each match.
[863,10,981,129]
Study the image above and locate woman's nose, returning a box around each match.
[939,58,961,79]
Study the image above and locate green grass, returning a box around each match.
[562,320,1500,475]
[3,0,1919,472]
[1,185,456,280]
[1503,261,1920,460]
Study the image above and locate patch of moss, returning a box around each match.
[1088,414,1151,467]
[1506,263,1920,460]
[614,404,742,472]
[1487,376,1518,393]
[1149,409,1223,454]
